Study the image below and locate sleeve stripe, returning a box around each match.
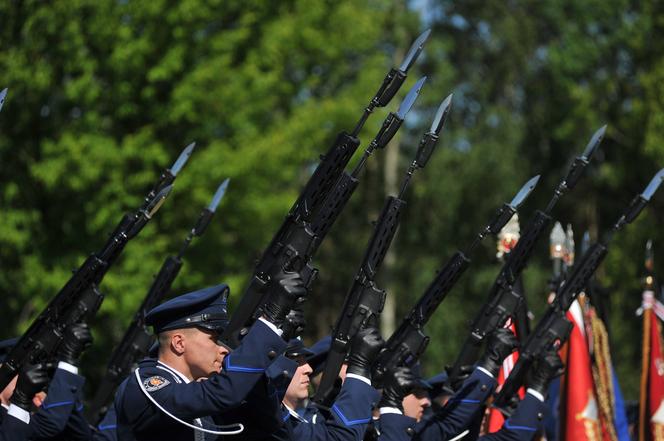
[98,424,118,431]
[224,354,264,373]
[448,398,480,404]
[42,400,75,409]
[332,404,371,426]
[504,420,537,432]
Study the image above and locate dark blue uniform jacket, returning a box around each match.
[283,376,379,441]
[115,319,288,441]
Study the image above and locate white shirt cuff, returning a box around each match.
[346,373,371,385]
[58,361,79,375]
[258,317,283,337]
[7,404,30,424]
[526,388,545,402]
[476,366,494,378]
[379,407,403,415]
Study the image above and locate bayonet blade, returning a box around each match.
[399,29,431,72]
[430,93,453,135]
[509,175,540,208]
[170,142,196,176]
[0,88,7,113]
[146,185,173,217]
[582,125,606,160]
[581,231,591,255]
[396,77,426,120]
[208,178,230,212]
[642,168,664,201]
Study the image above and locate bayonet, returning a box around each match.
[430,93,453,135]
[0,88,7,113]
[352,77,427,178]
[170,142,196,177]
[353,32,431,135]
[510,175,540,208]
[614,168,664,229]
[399,29,431,72]
[188,179,230,242]
[467,175,540,253]
[209,178,230,213]
[582,125,606,160]
[642,168,664,201]
[396,77,426,119]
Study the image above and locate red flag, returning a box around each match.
[562,299,602,440]
[639,290,664,441]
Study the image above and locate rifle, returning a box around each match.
[313,92,451,406]
[373,175,540,380]
[222,31,431,347]
[493,168,664,414]
[85,178,229,423]
[445,125,606,391]
[0,143,194,391]
[0,88,7,113]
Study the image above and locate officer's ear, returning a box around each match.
[167,330,187,356]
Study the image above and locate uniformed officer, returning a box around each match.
[376,328,518,441]
[115,271,307,441]
[281,327,383,441]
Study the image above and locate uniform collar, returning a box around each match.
[157,360,191,384]
[283,403,308,423]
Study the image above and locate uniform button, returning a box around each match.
[405,427,415,436]
[268,350,277,359]
[282,370,290,377]
[480,384,488,391]
[537,412,543,420]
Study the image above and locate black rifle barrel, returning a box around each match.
[444,126,605,391]
[0,143,193,391]
[313,95,452,406]
[373,175,539,380]
[86,181,227,422]
[493,167,664,414]
[222,77,428,349]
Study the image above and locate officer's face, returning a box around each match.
[183,328,229,379]
[285,360,313,404]
[402,390,431,422]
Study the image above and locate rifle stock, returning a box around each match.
[313,196,405,406]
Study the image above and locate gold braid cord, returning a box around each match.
[588,307,619,441]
